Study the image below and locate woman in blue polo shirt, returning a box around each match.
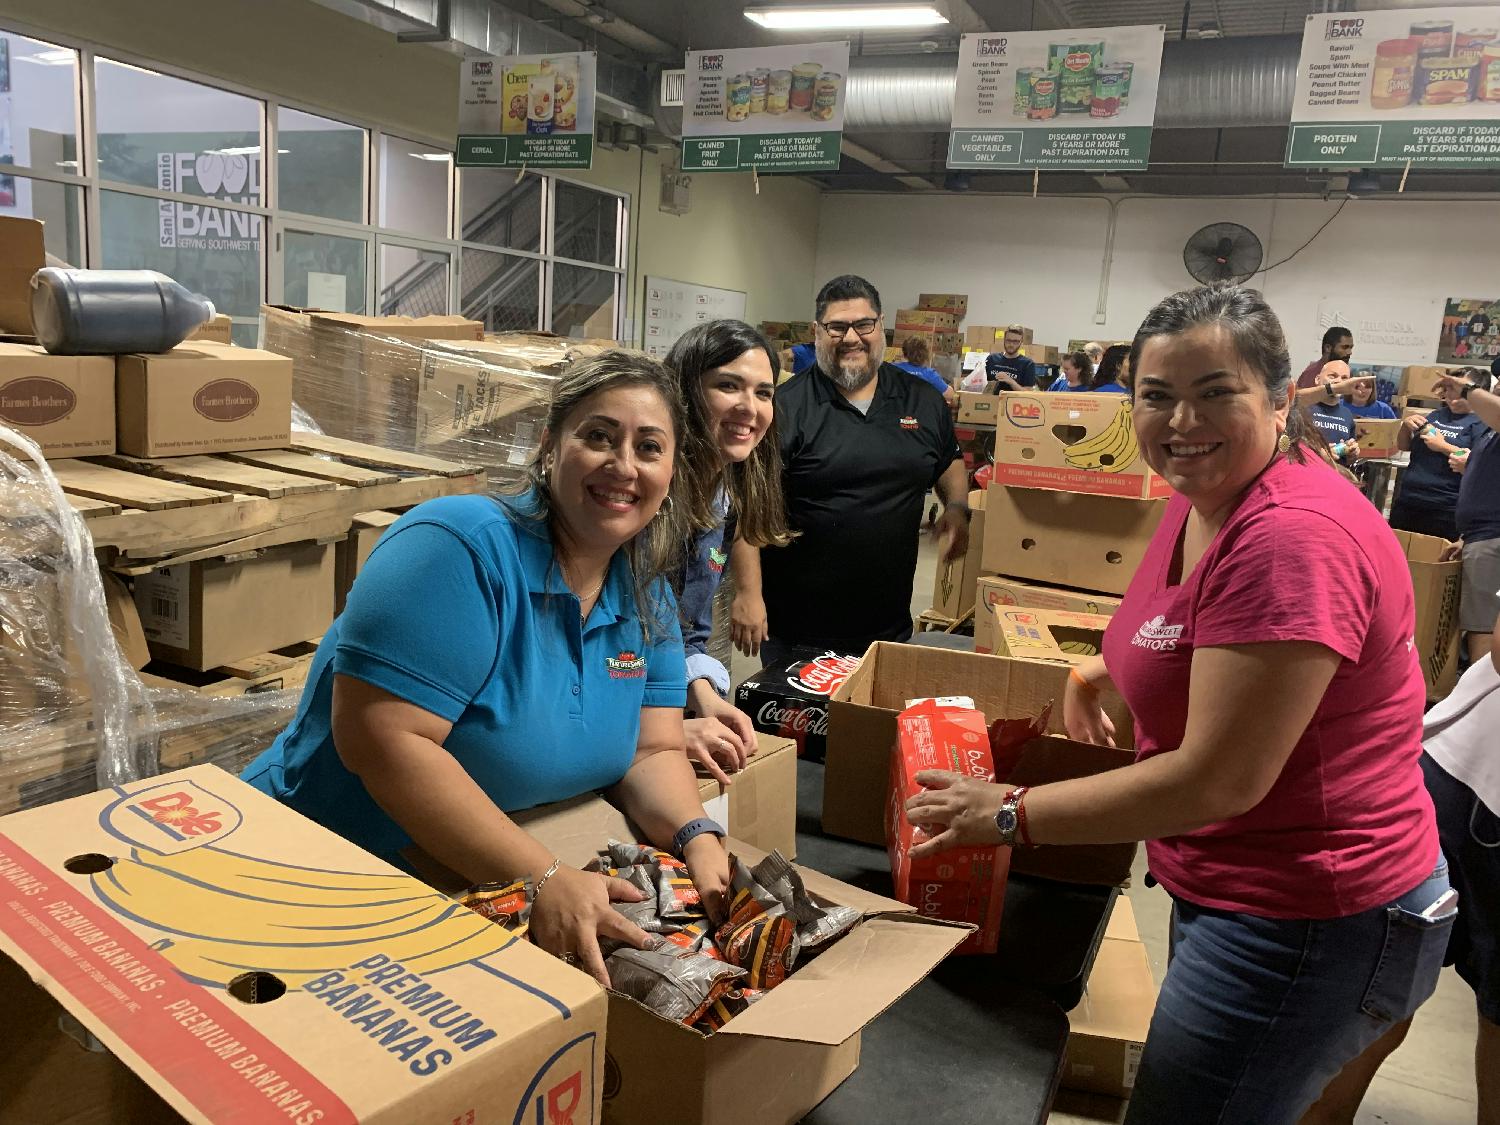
[243,351,730,987]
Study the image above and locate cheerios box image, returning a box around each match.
[991,391,1173,500]
[0,765,606,1125]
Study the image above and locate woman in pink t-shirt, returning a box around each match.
[906,284,1451,1124]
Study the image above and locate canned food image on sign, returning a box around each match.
[810,72,842,122]
[1091,66,1127,118]
[0,377,75,426]
[749,68,769,114]
[725,73,752,122]
[1417,56,1478,106]
[767,70,792,114]
[1410,19,1455,60]
[789,62,821,110]
[1371,38,1419,109]
[1014,67,1042,116]
[193,378,260,422]
[1028,72,1058,120]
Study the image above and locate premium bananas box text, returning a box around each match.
[992,391,1173,500]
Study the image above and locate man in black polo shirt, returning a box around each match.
[730,274,970,665]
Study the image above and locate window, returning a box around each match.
[278,107,364,223]
[0,32,80,174]
[378,136,449,239]
[551,262,617,340]
[460,168,541,252]
[3,174,84,265]
[553,180,617,266]
[463,249,540,332]
[378,244,450,318]
[282,230,367,314]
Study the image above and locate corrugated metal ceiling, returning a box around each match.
[1050,0,1321,37]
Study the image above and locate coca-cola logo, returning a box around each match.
[193,378,260,421]
[0,377,76,426]
[756,700,829,737]
[786,652,861,698]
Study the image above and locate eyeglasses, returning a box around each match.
[817,317,882,338]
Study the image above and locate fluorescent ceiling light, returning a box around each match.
[410,152,452,161]
[745,4,947,30]
[17,49,75,66]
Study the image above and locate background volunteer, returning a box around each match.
[1091,344,1131,394]
[985,324,1043,389]
[903,283,1448,1125]
[1390,370,1490,542]
[1444,371,1500,664]
[1049,349,1094,392]
[1345,376,1396,420]
[1298,324,1354,389]
[893,335,957,405]
[1301,360,1361,466]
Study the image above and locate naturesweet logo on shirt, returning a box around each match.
[1131,614,1185,652]
[708,546,727,574]
[606,650,647,678]
[899,416,920,430]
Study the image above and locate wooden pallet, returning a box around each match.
[140,639,322,698]
[51,436,485,565]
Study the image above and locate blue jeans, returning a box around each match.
[1125,862,1455,1124]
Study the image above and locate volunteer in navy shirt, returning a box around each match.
[1300,360,1360,466]
[1390,371,1490,542]
[893,334,956,405]
[985,325,1042,389]
[1446,371,1500,666]
[243,351,731,986]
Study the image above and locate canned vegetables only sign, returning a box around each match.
[682,42,850,173]
[1287,7,1500,167]
[457,52,597,168]
[949,25,1166,170]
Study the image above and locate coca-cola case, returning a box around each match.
[734,650,861,762]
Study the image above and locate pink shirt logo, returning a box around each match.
[1131,614,1184,652]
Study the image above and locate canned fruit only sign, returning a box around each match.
[949,25,1166,170]
[1287,6,1500,167]
[457,52,597,168]
[682,42,850,173]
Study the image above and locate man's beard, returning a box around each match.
[817,340,876,391]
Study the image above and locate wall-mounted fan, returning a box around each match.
[1183,222,1264,284]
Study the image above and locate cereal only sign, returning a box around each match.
[1286,6,1500,168]
[457,52,597,168]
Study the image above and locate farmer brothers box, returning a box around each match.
[0,764,607,1125]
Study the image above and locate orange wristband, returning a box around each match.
[1069,666,1097,693]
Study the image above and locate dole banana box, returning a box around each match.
[992,391,1174,500]
[1354,417,1402,460]
[973,577,1121,656]
[988,606,1112,666]
[0,765,606,1125]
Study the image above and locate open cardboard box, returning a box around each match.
[991,391,1173,500]
[974,577,1121,656]
[1062,895,1157,1099]
[956,390,1000,426]
[930,488,991,618]
[1354,417,1402,460]
[1394,530,1462,700]
[989,606,1111,665]
[694,734,799,860]
[825,643,1136,886]
[0,765,607,1125]
[505,787,968,1125]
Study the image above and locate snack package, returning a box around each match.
[606,946,745,1026]
[458,878,533,934]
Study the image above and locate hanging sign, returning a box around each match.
[457,52,597,168]
[1287,8,1500,167]
[681,42,850,173]
[948,25,1165,170]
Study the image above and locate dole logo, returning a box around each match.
[788,652,861,698]
[513,1032,596,1125]
[1006,396,1045,428]
[193,378,260,422]
[102,780,243,855]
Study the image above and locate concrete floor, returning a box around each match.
[728,517,1482,1124]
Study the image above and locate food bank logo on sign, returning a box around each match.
[1325,18,1364,40]
[514,1032,597,1125]
[700,53,724,72]
[1006,396,1045,428]
[976,37,1007,57]
[1131,614,1184,652]
[787,652,860,698]
[156,151,263,251]
[102,780,243,855]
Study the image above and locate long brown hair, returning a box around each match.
[665,319,795,549]
[510,349,688,636]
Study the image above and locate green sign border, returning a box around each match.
[681,132,841,173]
[948,125,1152,171]
[1285,120,1500,169]
[455,134,594,169]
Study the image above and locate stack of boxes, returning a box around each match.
[890,293,968,385]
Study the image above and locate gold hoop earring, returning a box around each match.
[655,495,674,518]
[1277,432,1292,454]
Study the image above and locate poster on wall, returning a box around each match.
[1315,294,1444,366]
[641,276,747,360]
[680,42,849,173]
[1287,8,1500,167]
[948,25,1166,170]
[1438,297,1500,363]
[456,52,596,169]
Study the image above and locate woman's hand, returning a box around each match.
[685,715,753,785]
[1449,450,1470,474]
[731,588,769,658]
[527,864,656,988]
[1441,538,1464,562]
[681,835,731,925]
[904,771,1005,859]
[1421,427,1450,452]
[1064,668,1117,748]
[1404,412,1428,435]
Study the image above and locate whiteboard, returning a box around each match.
[641,276,748,361]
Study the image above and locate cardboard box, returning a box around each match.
[0,765,607,1125]
[917,293,969,317]
[0,343,115,457]
[1401,364,1462,399]
[1354,417,1402,460]
[956,390,1001,425]
[695,734,799,860]
[974,577,1121,656]
[1395,530,1462,700]
[930,489,991,618]
[133,540,336,671]
[964,325,1009,349]
[115,342,292,457]
[501,786,968,1125]
[1062,895,1157,1099]
[185,314,233,345]
[982,485,1169,597]
[0,216,45,335]
[734,650,862,762]
[988,606,1111,665]
[888,702,1011,955]
[1019,343,1061,367]
[992,391,1173,500]
[891,327,961,357]
[335,509,401,614]
[894,308,961,333]
[825,642,1136,880]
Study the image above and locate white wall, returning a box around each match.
[815,192,1498,366]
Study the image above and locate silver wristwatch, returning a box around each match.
[994,788,1025,847]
